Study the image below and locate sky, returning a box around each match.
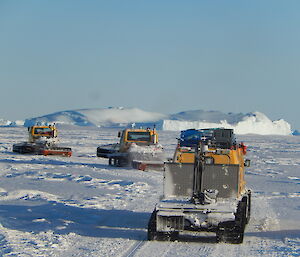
[0,0,300,129]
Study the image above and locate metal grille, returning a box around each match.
[157,215,184,232]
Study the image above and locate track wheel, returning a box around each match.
[148,210,158,240]
[147,210,166,241]
[147,210,179,241]
[217,221,244,244]
[245,190,251,224]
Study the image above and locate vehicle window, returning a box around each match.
[34,127,53,136]
[127,132,151,142]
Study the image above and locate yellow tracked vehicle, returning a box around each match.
[148,128,251,243]
[97,128,164,170]
[13,125,72,156]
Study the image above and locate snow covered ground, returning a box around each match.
[0,126,299,256]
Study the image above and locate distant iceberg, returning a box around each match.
[0,119,24,127]
[23,107,292,135]
[161,112,291,135]
[292,130,300,136]
[24,107,166,127]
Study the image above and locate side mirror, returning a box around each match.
[244,159,251,167]
[118,131,121,138]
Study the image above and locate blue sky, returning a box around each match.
[1,1,299,129]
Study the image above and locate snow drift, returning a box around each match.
[23,107,292,135]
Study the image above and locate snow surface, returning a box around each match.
[23,107,292,135]
[0,126,299,256]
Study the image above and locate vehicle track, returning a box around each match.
[122,239,147,257]
[121,235,216,257]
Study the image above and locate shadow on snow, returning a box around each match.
[0,158,110,170]
[0,202,226,243]
[0,202,149,240]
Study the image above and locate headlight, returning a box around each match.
[205,157,214,165]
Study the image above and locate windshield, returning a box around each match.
[127,132,151,142]
[33,127,53,136]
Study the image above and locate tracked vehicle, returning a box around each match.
[97,128,164,170]
[13,125,72,157]
[148,128,251,243]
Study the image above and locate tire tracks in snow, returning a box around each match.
[121,238,215,257]
[122,239,147,257]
